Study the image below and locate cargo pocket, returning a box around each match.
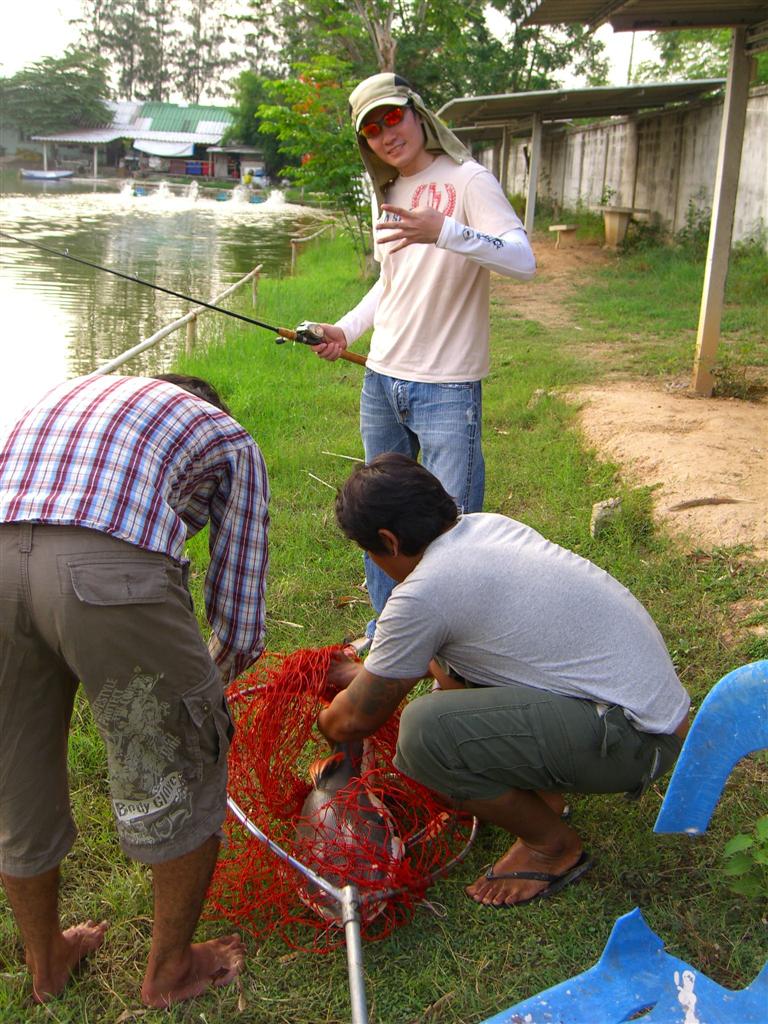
[68,560,168,605]
[181,676,235,781]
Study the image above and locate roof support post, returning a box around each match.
[691,27,750,396]
[93,145,98,179]
[500,125,510,192]
[43,143,48,172]
[524,112,542,236]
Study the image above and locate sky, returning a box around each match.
[0,0,658,87]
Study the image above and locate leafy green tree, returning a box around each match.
[0,48,111,136]
[256,57,371,266]
[635,28,768,85]
[224,70,284,177]
[239,0,608,108]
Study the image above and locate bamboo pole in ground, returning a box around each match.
[185,314,198,354]
[94,264,263,374]
[290,221,337,274]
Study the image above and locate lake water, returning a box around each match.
[0,171,327,426]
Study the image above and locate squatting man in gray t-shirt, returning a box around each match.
[318,453,691,908]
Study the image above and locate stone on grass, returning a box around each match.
[590,497,622,537]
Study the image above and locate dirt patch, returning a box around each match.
[493,240,768,558]
[494,238,611,330]
[573,382,768,557]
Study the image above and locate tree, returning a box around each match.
[72,0,235,102]
[256,58,371,266]
[239,1,609,108]
[73,0,178,100]
[223,70,284,177]
[173,0,234,104]
[0,48,111,136]
[635,29,768,85]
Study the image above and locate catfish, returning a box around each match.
[294,738,404,923]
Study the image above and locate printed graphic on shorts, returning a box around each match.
[92,667,192,847]
[411,182,457,216]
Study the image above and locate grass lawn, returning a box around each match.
[1,232,765,1023]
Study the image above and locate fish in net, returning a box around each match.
[209,645,476,950]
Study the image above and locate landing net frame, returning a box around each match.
[213,647,479,1023]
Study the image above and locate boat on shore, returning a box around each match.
[20,168,74,180]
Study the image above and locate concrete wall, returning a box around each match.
[494,85,767,244]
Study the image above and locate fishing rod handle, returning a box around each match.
[339,350,368,366]
[277,326,367,366]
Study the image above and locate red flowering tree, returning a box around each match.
[257,57,371,268]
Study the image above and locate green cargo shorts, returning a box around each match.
[0,523,233,876]
[394,681,682,803]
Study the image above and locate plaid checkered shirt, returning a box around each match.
[0,374,269,682]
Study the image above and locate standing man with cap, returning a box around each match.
[313,73,535,635]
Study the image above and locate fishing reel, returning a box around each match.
[275,320,325,346]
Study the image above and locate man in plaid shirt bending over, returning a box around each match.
[0,372,269,1007]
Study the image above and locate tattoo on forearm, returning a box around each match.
[348,677,410,720]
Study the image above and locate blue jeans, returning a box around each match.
[360,370,484,617]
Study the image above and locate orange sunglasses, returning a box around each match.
[359,105,409,140]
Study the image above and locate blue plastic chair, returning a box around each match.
[479,907,768,1024]
[479,661,768,1024]
[655,659,768,835]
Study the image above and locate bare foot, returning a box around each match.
[466,838,584,907]
[140,933,245,1008]
[28,919,109,1003]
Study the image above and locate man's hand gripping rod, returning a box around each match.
[276,321,367,366]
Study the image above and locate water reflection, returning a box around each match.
[0,172,327,426]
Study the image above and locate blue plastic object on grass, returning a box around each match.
[479,907,768,1024]
[654,660,768,835]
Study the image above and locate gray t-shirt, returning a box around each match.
[365,513,689,734]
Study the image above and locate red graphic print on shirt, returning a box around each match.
[411,182,457,217]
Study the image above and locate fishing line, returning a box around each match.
[0,230,285,334]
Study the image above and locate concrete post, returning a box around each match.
[500,126,510,192]
[691,28,750,396]
[525,113,542,236]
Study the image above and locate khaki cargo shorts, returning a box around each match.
[0,523,233,876]
[394,681,682,803]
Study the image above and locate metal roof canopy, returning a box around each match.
[439,79,724,126]
[440,82,723,224]
[525,1,768,394]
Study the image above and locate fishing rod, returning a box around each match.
[0,230,366,366]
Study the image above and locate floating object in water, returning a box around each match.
[20,168,73,180]
[295,739,404,924]
[133,186,147,196]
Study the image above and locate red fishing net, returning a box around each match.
[209,645,475,950]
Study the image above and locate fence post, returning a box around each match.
[252,269,260,307]
[95,263,266,375]
[186,315,198,354]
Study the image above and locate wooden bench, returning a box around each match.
[548,224,577,249]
